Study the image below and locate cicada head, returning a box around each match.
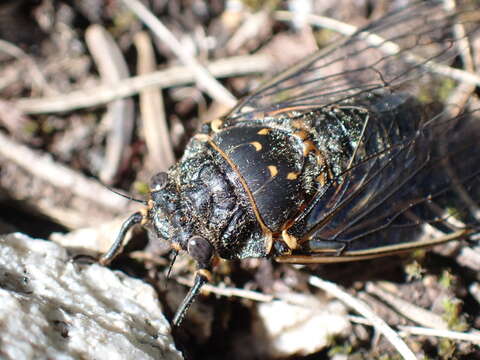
[100,165,220,326]
[148,170,215,271]
[149,170,214,325]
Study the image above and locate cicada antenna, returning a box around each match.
[106,185,148,205]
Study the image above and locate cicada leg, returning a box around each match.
[275,238,348,264]
[304,238,347,256]
[99,212,144,265]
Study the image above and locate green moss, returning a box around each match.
[442,297,469,332]
[111,10,138,35]
[436,78,456,102]
[327,342,352,356]
[314,28,337,48]
[445,206,467,222]
[411,248,427,260]
[417,78,456,104]
[240,0,279,11]
[439,270,455,290]
[41,119,56,134]
[133,181,149,196]
[23,120,39,135]
[405,260,425,281]
[438,338,456,359]
[270,90,291,104]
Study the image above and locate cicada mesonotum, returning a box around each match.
[100,1,480,325]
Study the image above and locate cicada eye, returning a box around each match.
[187,236,213,268]
[150,172,169,192]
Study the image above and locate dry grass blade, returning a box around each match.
[398,326,480,344]
[175,276,274,303]
[349,315,480,343]
[134,31,174,172]
[0,133,131,229]
[121,0,237,107]
[0,39,55,95]
[365,282,448,329]
[14,54,270,114]
[309,276,417,360]
[85,24,135,184]
[0,132,128,212]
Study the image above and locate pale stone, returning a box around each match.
[253,293,351,358]
[0,233,183,360]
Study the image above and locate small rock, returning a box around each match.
[253,293,351,358]
[49,219,125,255]
[0,233,183,360]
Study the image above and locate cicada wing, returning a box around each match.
[223,1,479,125]
[288,122,429,243]
[297,109,480,255]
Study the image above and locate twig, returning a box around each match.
[121,0,237,107]
[226,11,270,53]
[0,100,30,136]
[365,282,448,330]
[15,54,270,114]
[349,315,480,343]
[134,31,175,172]
[0,131,128,212]
[129,251,169,266]
[0,39,55,95]
[398,326,480,344]
[175,276,275,303]
[85,25,135,184]
[457,247,480,271]
[309,276,417,360]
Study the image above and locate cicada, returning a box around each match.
[100,1,480,325]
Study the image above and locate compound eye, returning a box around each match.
[150,172,169,192]
[187,236,213,268]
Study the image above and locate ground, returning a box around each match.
[0,1,480,359]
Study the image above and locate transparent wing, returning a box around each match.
[223,1,480,125]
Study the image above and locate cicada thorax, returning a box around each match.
[149,136,268,260]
